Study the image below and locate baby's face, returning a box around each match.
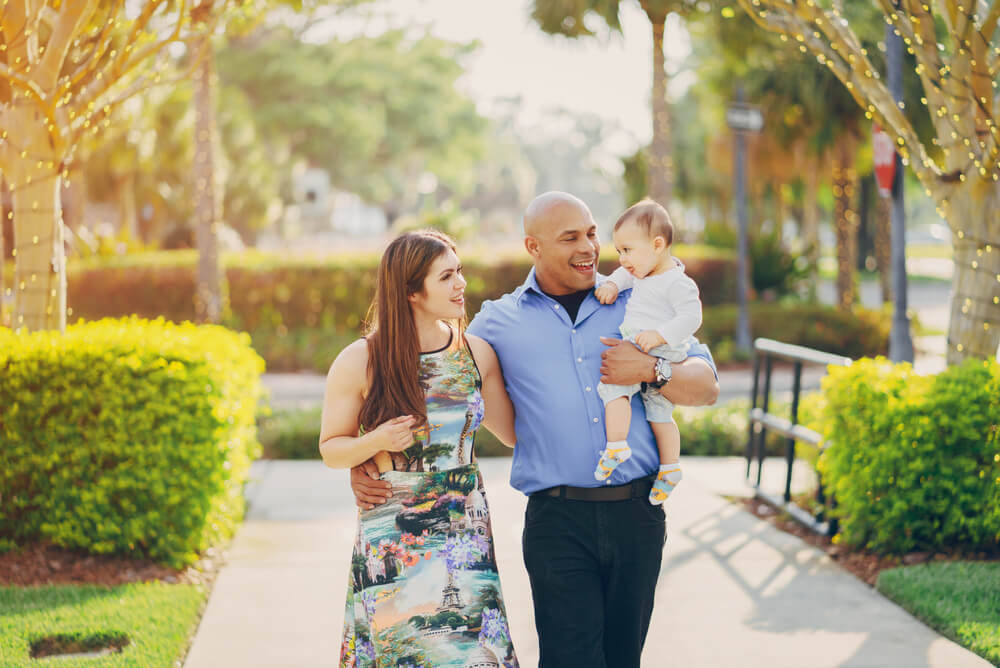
[613,221,664,279]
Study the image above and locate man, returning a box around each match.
[350,192,718,667]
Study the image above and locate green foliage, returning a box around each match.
[877,562,1000,665]
[217,28,487,208]
[817,358,1000,555]
[0,583,206,668]
[64,248,738,371]
[0,318,265,567]
[700,303,890,361]
[749,230,812,297]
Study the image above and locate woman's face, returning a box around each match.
[410,248,467,321]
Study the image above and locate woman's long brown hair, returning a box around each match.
[358,229,466,433]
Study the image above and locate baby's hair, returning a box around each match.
[614,199,673,246]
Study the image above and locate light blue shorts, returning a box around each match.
[596,327,690,423]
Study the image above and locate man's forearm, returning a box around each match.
[660,357,719,406]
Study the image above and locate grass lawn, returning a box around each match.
[0,583,206,667]
[877,561,1000,666]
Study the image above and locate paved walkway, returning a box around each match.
[183,457,990,668]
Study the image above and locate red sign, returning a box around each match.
[873,123,896,198]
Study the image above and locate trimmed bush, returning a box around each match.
[0,317,265,567]
[65,247,738,332]
[817,357,1000,555]
[700,303,890,361]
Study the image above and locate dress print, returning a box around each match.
[340,338,518,668]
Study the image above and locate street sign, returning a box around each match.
[726,104,764,133]
[873,123,896,198]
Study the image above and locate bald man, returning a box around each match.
[351,192,718,667]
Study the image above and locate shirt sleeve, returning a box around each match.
[606,267,634,291]
[686,340,718,379]
[466,300,492,340]
[657,274,702,345]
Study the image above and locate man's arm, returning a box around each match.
[350,458,391,509]
[599,337,719,406]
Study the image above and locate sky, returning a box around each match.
[307,0,695,156]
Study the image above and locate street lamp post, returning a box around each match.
[727,88,763,353]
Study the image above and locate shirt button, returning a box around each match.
[592,417,599,423]
[577,357,583,363]
[553,304,560,309]
[572,329,577,333]
[605,479,611,485]
[586,386,592,392]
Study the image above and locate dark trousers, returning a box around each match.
[522,494,667,668]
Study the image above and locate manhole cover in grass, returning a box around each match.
[30,632,130,660]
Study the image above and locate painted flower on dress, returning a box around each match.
[479,607,510,646]
[361,590,377,618]
[440,532,488,570]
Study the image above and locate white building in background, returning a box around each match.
[277,167,387,247]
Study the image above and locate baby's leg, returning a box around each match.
[650,421,680,465]
[595,383,638,480]
[605,395,631,442]
[642,391,683,505]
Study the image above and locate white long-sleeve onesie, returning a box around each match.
[606,260,702,353]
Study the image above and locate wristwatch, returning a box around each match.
[648,358,672,389]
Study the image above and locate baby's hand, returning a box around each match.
[635,330,667,353]
[595,282,620,304]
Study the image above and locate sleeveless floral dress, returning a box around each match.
[339,334,519,668]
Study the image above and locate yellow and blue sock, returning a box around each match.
[649,463,682,505]
[594,440,632,481]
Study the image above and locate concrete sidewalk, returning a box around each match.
[182,457,990,668]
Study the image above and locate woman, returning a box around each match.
[320,230,519,668]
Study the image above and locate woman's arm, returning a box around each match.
[466,334,516,447]
[319,339,417,469]
[599,337,719,406]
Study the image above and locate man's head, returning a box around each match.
[523,191,600,295]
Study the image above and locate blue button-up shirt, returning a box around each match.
[467,268,717,495]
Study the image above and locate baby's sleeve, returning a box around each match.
[606,266,634,291]
[656,274,702,345]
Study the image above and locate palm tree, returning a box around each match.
[530,1,697,207]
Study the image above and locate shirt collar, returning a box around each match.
[516,266,614,304]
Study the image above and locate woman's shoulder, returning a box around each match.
[464,333,498,368]
[326,337,370,380]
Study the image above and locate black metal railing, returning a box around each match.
[745,338,851,536]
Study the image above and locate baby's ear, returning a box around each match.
[653,235,669,251]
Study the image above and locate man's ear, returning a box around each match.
[524,235,541,258]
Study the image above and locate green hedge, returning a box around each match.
[817,357,1000,555]
[259,399,823,461]
[0,317,265,567]
[701,303,890,362]
[63,247,738,331]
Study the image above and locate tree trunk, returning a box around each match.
[193,33,225,324]
[648,15,673,207]
[803,162,821,299]
[832,139,858,311]
[874,194,892,304]
[945,182,1000,364]
[2,102,67,332]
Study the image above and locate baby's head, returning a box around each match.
[612,199,674,279]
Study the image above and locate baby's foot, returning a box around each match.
[649,464,682,505]
[594,441,632,480]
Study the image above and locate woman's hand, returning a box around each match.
[370,415,417,452]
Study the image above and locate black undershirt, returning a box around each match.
[542,287,591,323]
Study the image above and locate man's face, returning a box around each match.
[530,203,601,295]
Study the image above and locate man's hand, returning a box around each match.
[600,337,655,385]
[594,282,620,305]
[600,337,720,406]
[350,458,391,510]
[634,330,666,353]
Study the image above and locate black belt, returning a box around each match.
[535,476,654,502]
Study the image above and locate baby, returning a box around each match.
[594,199,703,505]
